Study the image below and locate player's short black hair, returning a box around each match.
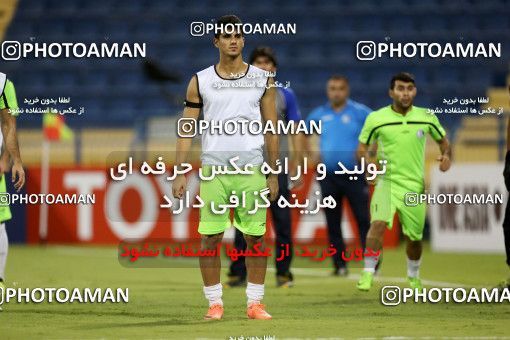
[390,72,415,89]
[214,15,243,38]
[328,75,349,83]
[249,46,278,67]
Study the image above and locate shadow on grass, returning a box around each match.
[5,308,253,329]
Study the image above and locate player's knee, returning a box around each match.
[201,232,223,249]
[243,234,264,248]
[368,221,387,237]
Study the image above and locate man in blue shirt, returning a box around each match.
[306,75,371,275]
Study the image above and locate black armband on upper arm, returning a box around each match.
[184,100,203,108]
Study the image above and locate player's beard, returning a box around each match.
[399,99,412,110]
[332,98,346,107]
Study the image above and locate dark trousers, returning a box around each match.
[229,173,293,278]
[502,199,510,266]
[319,172,370,269]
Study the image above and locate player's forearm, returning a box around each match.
[290,133,305,167]
[0,148,9,164]
[175,101,200,168]
[175,137,193,167]
[1,115,22,164]
[507,86,510,151]
[263,112,279,168]
[506,118,510,151]
[356,143,369,162]
[265,133,279,171]
[439,138,451,158]
[260,84,278,171]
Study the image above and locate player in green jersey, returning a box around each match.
[356,72,451,291]
[0,73,26,309]
[172,15,278,320]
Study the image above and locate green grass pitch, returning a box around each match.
[0,244,509,339]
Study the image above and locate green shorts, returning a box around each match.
[0,174,12,222]
[370,179,426,241]
[198,165,267,236]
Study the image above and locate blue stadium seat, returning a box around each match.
[329,16,356,38]
[296,18,325,38]
[293,44,325,66]
[244,0,274,11]
[405,68,429,88]
[347,0,379,11]
[113,0,146,15]
[431,67,462,91]
[356,16,384,33]
[157,45,189,66]
[106,99,139,124]
[138,97,171,117]
[448,15,478,36]
[282,71,309,94]
[79,99,104,122]
[278,0,311,11]
[313,1,342,12]
[461,69,493,92]
[45,0,79,16]
[307,69,332,87]
[190,47,217,67]
[416,15,448,36]
[79,0,116,15]
[438,0,471,11]
[479,14,510,32]
[328,43,356,64]
[33,20,68,40]
[6,21,35,39]
[368,69,400,92]
[132,22,163,41]
[49,73,77,92]
[15,72,47,93]
[387,16,416,35]
[414,96,433,109]
[17,0,45,17]
[103,22,132,41]
[342,71,368,90]
[69,20,101,40]
[79,72,109,94]
[111,73,146,93]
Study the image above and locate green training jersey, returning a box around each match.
[358,105,445,189]
[0,74,18,111]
